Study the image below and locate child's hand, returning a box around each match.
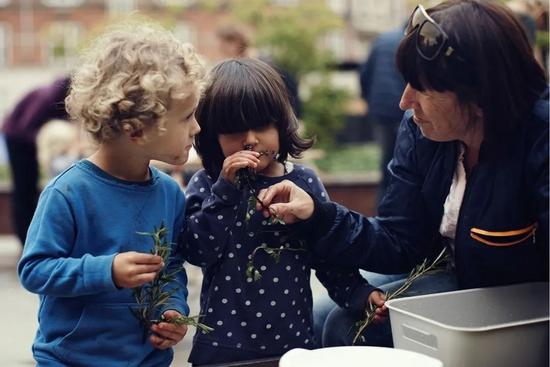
[221,150,260,183]
[368,290,388,323]
[112,251,164,288]
[149,310,188,350]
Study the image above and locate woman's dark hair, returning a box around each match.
[195,57,313,178]
[396,0,547,142]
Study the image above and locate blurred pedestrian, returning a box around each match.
[2,76,70,246]
[359,28,406,203]
[216,24,301,118]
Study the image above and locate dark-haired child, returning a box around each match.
[180,58,382,365]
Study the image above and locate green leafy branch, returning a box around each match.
[245,243,306,282]
[352,247,449,345]
[131,223,212,340]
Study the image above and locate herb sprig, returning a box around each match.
[352,247,449,344]
[131,223,212,340]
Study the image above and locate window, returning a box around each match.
[106,0,135,15]
[153,0,197,7]
[44,22,82,67]
[174,22,196,45]
[41,0,85,7]
[0,23,10,68]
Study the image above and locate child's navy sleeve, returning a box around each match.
[297,165,378,316]
[180,170,243,267]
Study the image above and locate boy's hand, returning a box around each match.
[112,251,164,288]
[221,150,260,183]
[149,310,188,349]
[368,290,388,324]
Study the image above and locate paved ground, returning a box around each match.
[0,235,327,366]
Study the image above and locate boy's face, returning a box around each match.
[144,94,200,166]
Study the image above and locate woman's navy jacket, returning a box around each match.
[305,96,548,289]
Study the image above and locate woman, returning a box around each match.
[257,0,548,347]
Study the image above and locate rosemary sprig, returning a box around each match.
[352,247,449,345]
[131,223,212,340]
[245,242,306,282]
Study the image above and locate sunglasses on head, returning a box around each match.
[404,4,461,61]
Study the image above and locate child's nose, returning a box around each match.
[243,131,259,148]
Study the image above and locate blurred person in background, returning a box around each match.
[216,24,301,118]
[2,76,70,246]
[359,27,406,203]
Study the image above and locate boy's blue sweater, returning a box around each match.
[18,160,188,367]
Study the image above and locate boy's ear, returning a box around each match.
[128,128,146,143]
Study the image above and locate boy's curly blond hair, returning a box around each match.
[66,22,205,143]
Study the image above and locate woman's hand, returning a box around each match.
[256,180,314,224]
[368,290,388,324]
[149,310,188,349]
[221,150,260,184]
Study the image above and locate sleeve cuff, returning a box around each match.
[347,283,381,316]
[289,194,337,241]
[84,253,118,292]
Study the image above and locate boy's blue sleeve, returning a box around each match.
[18,187,117,296]
[160,188,190,317]
[180,170,242,267]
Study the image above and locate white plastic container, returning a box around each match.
[386,282,549,367]
[279,346,443,367]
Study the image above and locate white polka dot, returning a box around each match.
[222,298,228,304]
[281,312,286,318]
[199,187,205,192]
[305,339,309,344]
[285,265,291,271]
[259,289,265,294]
[236,343,242,348]
[261,345,266,350]
[217,215,223,220]
[217,320,223,326]
[225,275,231,281]
[321,192,326,197]
[214,286,219,291]
[275,335,280,340]
[260,265,267,271]
[241,321,247,326]
[235,288,242,293]
[236,221,242,227]
[273,277,279,283]
[296,331,301,336]
[222,195,228,200]
[248,232,254,237]
[289,323,293,329]
[251,334,257,339]
[284,289,289,294]
[208,308,213,313]
[193,177,199,182]
[266,324,272,329]
[227,332,233,337]
[212,341,218,346]
[294,277,299,282]
[270,300,277,306]
[236,243,242,249]
[193,233,199,239]
[297,310,301,315]
[262,220,267,225]
[274,231,279,236]
[209,235,215,240]
[245,300,251,306]
[228,252,234,258]
[256,312,262,317]
[231,309,237,315]
[246,277,253,283]
[307,178,313,183]
[194,218,199,223]
[284,344,289,349]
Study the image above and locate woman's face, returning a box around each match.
[399,84,477,142]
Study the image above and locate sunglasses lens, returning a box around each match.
[417,21,445,60]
